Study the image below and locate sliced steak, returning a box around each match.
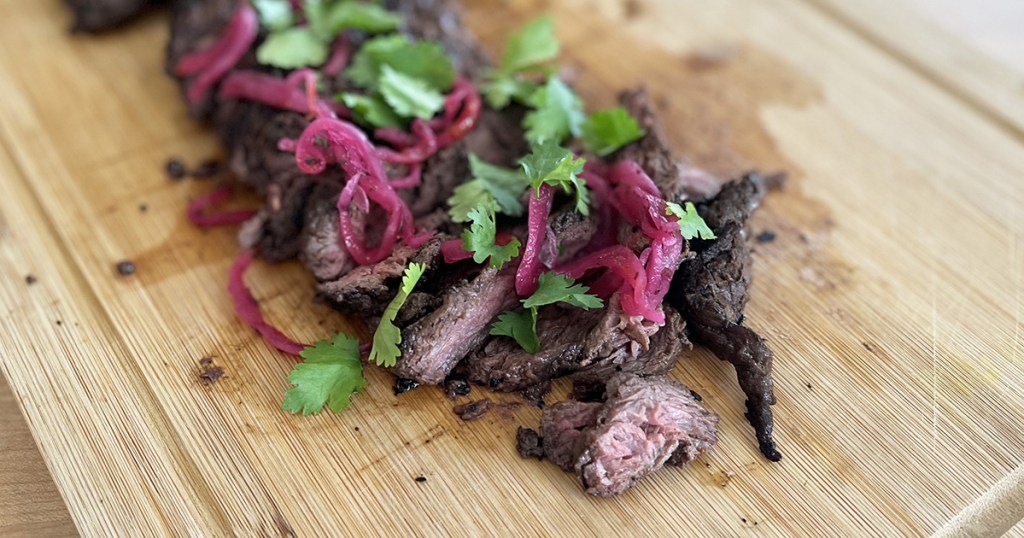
[575,374,719,496]
[618,89,720,201]
[299,184,352,282]
[538,401,603,472]
[550,204,598,264]
[520,374,718,496]
[462,306,602,392]
[573,305,690,385]
[318,235,448,321]
[394,268,518,384]
[667,173,782,461]
[66,0,157,32]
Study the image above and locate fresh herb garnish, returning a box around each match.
[255,0,401,70]
[491,273,603,353]
[490,310,539,353]
[523,273,604,310]
[378,65,446,120]
[447,155,530,222]
[282,333,365,415]
[256,27,329,69]
[482,16,559,109]
[347,34,456,92]
[338,92,404,128]
[581,107,647,156]
[523,76,585,145]
[520,140,589,215]
[368,262,426,367]
[666,201,717,240]
[252,0,295,31]
[461,205,522,269]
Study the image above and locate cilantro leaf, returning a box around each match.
[282,333,365,415]
[347,35,456,92]
[581,107,647,156]
[448,155,530,222]
[481,72,540,110]
[339,92,404,128]
[378,66,446,120]
[324,1,401,34]
[490,309,539,354]
[256,27,329,69]
[666,201,717,240]
[501,16,560,75]
[519,140,589,215]
[523,273,603,310]
[253,0,295,31]
[462,205,522,269]
[523,77,585,145]
[491,273,602,354]
[369,262,426,368]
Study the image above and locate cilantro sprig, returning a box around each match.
[283,333,365,415]
[491,273,602,353]
[448,155,530,223]
[255,0,401,70]
[523,76,586,145]
[340,34,457,127]
[666,201,717,240]
[369,262,426,367]
[520,140,589,215]
[581,107,647,156]
[461,205,522,269]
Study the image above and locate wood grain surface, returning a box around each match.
[1,0,1023,536]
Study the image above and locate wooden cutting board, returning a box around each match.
[1,0,1022,535]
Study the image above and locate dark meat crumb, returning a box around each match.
[806,383,813,390]
[55,320,63,326]
[199,357,224,384]
[191,160,223,179]
[520,382,550,408]
[165,158,186,181]
[742,518,748,524]
[443,376,471,399]
[25,275,37,285]
[138,203,148,213]
[116,260,136,276]
[414,476,427,483]
[393,378,419,395]
[689,389,703,402]
[516,427,544,459]
[354,427,360,431]
[453,399,520,421]
[755,230,776,244]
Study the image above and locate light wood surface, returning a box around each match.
[0,377,76,537]
[1,0,1023,536]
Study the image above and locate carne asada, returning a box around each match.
[71,0,788,496]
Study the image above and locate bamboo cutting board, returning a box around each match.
[1,0,1023,535]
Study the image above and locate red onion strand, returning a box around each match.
[228,249,307,356]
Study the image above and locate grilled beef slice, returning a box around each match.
[518,374,718,496]
[393,268,518,385]
[577,374,718,496]
[463,306,603,392]
[537,400,603,472]
[318,235,449,322]
[667,173,782,461]
[66,0,157,32]
[573,301,690,385]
